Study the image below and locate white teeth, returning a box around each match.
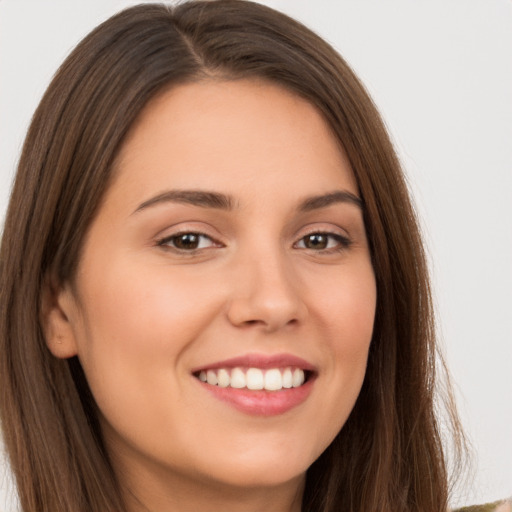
[206,370,218,386]
[282,367,293,388]
[197,367,307,391]
[230,367,246,388]
[292,368,305,387]
[264,368,282,391]
[217,368,230,387]
[246,368,264,390]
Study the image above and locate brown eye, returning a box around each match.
[303,234,329,249]
[173,233,201,250]
[158,233,216,251]
[295,232,351,251]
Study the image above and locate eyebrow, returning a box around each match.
[133,190,235,214]
[132,188,362,215]
[298,190,363,212]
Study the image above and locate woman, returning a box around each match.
[0,1,473,511]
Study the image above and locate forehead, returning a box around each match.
[109,78,358,210]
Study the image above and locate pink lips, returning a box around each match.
[191,353,316,373]
[192,353,316,416]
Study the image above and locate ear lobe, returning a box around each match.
[41,275,79,359]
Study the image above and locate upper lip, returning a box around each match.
[191,352,316,373]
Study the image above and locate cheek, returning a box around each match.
[308,260,376,428]
[334,275,375,385]
[311,260,376,351]
[79,253,216,339]
[72,254,222,403]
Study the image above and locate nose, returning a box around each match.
[226,250,308,332]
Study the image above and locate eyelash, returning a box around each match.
[294,232,352,253]
[157,231,220,252]
[157,230,352,254]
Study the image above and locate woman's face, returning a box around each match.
[48,80,376,503]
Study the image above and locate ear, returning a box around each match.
[40,274,79,359]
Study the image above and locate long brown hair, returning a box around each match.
[0,2,465,511]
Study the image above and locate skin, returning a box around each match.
[44,79,377,512]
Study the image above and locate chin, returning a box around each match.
[193,444,314,490]
[204,464,306,491]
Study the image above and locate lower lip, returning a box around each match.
[196,376,315,416]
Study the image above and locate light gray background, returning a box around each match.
[1,1,511,510]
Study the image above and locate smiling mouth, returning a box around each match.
[194,367,312,391]
[192,354,317,415]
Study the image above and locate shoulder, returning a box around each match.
[454,500,512,512]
